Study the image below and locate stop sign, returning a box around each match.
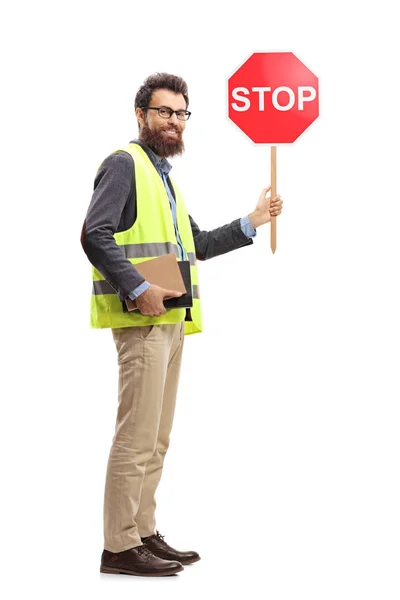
[228,52,319,144]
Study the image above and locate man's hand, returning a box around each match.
[135,284,183,316]
[248,185,283,229]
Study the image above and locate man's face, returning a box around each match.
[136,88,187,158]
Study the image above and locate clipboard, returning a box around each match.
[122,254,192,312]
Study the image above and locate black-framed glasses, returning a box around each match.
[140,105,191,121]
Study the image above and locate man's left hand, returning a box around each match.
[248,185,283,229]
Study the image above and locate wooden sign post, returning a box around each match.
[270,146,277,253]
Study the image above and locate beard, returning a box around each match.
[139,120,185,158]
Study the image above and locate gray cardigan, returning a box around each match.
[81,140,254,302]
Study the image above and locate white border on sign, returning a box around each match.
[225,49,320,147]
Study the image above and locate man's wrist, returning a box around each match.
[128,280,151,300]
[248,210,264,229]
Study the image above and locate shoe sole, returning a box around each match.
[100,564,184,577]
[179,556,201,565]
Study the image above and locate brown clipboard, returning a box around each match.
[125,254,187,312]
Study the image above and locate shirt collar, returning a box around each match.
[130,138,172,176]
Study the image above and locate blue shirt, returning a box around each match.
[128,143,256,300]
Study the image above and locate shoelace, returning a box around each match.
[155,530,168,546]
[137,545,153,558]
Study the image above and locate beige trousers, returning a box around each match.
[103,321,185,553]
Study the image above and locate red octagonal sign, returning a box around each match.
[228,52,319,144]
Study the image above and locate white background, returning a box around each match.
[1,1,399,598]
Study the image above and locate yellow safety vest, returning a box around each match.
[90,142,202,335]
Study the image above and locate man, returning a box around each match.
[81,72,283,577]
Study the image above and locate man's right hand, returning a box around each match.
[135,284,183,316]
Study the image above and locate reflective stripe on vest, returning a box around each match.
[115,241,196,266]
[92,279,200,299]
[90,142,203,335]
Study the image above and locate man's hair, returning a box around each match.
[134,72,189,118]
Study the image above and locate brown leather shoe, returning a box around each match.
[142,530,201,565]
[100,544,184,576]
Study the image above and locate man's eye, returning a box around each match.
[159,108,171,117]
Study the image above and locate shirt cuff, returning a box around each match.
[128,280,151,300]
[240,215,257,238]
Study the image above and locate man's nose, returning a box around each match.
[167,112,179,124]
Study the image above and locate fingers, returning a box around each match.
[142,304,166,316]
[164,289,183,298]
[262,187,282,202]
[261,185,272,197]
[270,194,283,216]
[259,187,283,216]
[155,304,167,316]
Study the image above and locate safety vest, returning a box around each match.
[90,142,202,335]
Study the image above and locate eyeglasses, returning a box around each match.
[140,105,191,121]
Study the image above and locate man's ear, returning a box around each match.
[135,107,145,128]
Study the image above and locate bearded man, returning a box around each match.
[81,72,283,577]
